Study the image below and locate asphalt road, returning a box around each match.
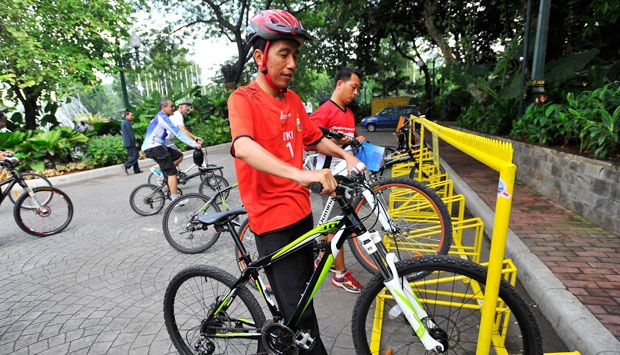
[0,128,567,354]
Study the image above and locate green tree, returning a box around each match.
[0,0,134,129]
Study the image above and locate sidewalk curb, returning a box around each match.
[442,160,620,355]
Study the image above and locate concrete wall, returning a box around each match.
[512,141,620,235]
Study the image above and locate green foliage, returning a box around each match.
[0,0,133,129]
[511,83,620,160]
[83,135,127,168]
[0,127,88,171]
[568,84,620,159]
[511,103,567,146]
[191,115,232,147]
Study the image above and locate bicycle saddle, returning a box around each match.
[197,207,247,226]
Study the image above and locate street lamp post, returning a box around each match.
[119,31,141,111]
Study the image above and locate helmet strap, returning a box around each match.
[258,40,287,94]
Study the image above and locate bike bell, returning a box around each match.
[193,147,204,166]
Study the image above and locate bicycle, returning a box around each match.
[162,180,239,254]
[163,174,543,354]
[0,165,53,204]
[0,156,73,237]
[130,165,229,216]
[245,129,453,275]
[373,116,446,181]
[147,147,224,185]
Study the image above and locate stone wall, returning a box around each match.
[511,141,620,235]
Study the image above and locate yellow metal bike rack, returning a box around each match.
[376,116,580,354]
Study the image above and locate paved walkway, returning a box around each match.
[436,138,620,353]
[1,127,618,355]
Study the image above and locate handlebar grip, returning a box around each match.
[309,182,323,194]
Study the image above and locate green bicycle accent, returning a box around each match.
[271,221,340,260]
[295,254,335,327]
[391,288,426,338]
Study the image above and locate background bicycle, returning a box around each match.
[0,165,53,204]
[0,156,73,236]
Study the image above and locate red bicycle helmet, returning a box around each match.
[246,9,313,46]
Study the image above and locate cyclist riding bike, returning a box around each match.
[142,98,201,202]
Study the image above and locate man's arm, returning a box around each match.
[177,125,198,141]
[233,137,337,194]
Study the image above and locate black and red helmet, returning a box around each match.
[246,9,313,46]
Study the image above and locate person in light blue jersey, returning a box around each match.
[142,98,202,201]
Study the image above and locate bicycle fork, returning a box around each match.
[357,230,446,353]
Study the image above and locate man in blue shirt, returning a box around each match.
[142,98,201,201]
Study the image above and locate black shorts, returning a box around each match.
[144,146,182,176]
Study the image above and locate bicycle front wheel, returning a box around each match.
[352,255,543,354]
[129,184,165,216]
[162,193,221,254]
[14,186,74,237]
[198,174,230,199]
[164,265,266,355]
[349,177,452,274]
[8,173,53,205]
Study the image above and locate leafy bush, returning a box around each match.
[0,127,88,171]
[83,135,128,168]
[567,83,620,159]
[511,83,620,160]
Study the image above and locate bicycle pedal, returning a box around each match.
[294,330,315,351]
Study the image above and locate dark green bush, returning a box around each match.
[84,135,127,167]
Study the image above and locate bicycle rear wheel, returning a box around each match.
[199,174,230,199]
[8,173,52,205]
[162,193,221,254]
[348,177,452,274]
[351,255,543,354]
[164,265,266,355]
[14,186,73,237]
[129,184,166,216]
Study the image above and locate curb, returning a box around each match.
[442,159,620,355]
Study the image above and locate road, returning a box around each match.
[0,128,566,354]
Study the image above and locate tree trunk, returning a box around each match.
[423,0,457,66]
[9,84,42,130]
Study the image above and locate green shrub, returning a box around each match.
[84,135,127,167]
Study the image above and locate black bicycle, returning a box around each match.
[163,174,543,354]
[0,156,73,236]
[0,164,52,204]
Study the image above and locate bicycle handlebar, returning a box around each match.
[320,127,361,149]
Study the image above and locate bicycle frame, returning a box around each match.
[218,180,446,352]
[0,167,28,204]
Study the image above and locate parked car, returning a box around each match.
[360,105,422,132]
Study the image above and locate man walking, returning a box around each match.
[120,110,142,175]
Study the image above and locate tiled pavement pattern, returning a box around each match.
[437,140,620,341]
[1,130,618,355]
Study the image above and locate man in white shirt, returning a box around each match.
[164,100,199,151]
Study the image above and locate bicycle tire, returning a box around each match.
[13,186,74,237]
[162,193,222,254]
[348,177,452,274]
[351,255,543,354]
[129,184,166,216]
[8,173,53,205]
[164,265,267,355]
[198,174,230,199]
[146,171,161,185]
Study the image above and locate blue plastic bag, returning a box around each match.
[355,142,385,172]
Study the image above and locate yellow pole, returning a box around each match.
[476,163,517,354]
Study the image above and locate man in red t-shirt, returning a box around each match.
[228,10,361,355]
[310,67,366,293]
